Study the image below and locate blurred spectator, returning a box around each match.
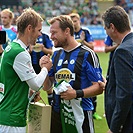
[69,12,94,49]
[90,14,102,25]
[12,6,20,25]
[3,0,100,26]
[30,32,53,74]
[2,0,133,27]
[0,8,17,51]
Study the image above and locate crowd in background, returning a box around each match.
[0,0,133,26]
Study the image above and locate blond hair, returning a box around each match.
[1,8,14,19]
[16,7,43,34]
[69,13,80,20]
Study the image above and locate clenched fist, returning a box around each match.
[39,54,53,71]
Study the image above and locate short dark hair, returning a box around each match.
[102,6,131,33]
[48,15,74,36]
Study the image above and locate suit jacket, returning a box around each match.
[105,32,133,133]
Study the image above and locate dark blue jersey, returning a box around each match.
[104,35,114,58]
[74,27,94,43]
[49,44,102,112]
[30,33,53,73]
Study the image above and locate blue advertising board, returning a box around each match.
[87,25,107,40]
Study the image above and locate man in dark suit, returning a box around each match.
[102,6,133,133]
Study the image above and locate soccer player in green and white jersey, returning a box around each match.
[0,8,52,133]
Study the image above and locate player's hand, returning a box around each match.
[60,87,76,100]
[34,91,41,102]
[98,80,105,91]
[101,76,107,91]
[80,31,85,42]
[30,90,41,102]
[39,44,45,50]
[39,54,53,71]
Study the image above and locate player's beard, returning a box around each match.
[54,38,68,48]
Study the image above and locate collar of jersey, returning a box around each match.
[13,39,27,50]
[64,43,81,52]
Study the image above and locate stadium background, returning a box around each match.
[0,0,133,132]
[0,0,133,52]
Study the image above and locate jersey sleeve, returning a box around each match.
[85,52,103,82]
[83,28,94,42]
[13,51,36,81]
[104,35,113,46]
[42,33,53,48]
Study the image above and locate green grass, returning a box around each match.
[94,52,109,133]
[40,52,110,133]
[97,52,109,78]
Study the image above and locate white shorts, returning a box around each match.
[0,125,26,133]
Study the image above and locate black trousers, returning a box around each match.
[50,109,94,133]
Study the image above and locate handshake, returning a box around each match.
[39,54,53,71]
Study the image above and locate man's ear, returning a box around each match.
[65,27,70,35]
[110,23,115,32]
[27,24,32,32]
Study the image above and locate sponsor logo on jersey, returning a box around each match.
[58,59,63,66]
[70,59,75,64]
[63,60,68,64]
[26,61,34,73]
[55,68,75,83]
[38,37,43,42]
[5,45,11,52]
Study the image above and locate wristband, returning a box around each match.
[76,90,84,98]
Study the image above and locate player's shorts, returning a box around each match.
[83,110,94,133]
[51,109,94,133]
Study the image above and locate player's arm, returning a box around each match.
[41,46,53,55]
[61,51,104,100]
[13,52,52,91]
[105,43,119,53]
[42,76,54,91]
[41,34,53,55]
[43,76,54,105]
[60,81,104,100]
[82,40,94,50]
[80,30,94,50]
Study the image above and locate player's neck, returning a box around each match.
[64,37,79,52]
[75,27,81,33]
[17,35,29,47]
[3,24,11,29]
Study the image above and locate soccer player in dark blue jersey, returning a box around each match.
[30,32,53,74]
[69,13,94,50]
[43,15,105,133]
[70,13,102,120]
